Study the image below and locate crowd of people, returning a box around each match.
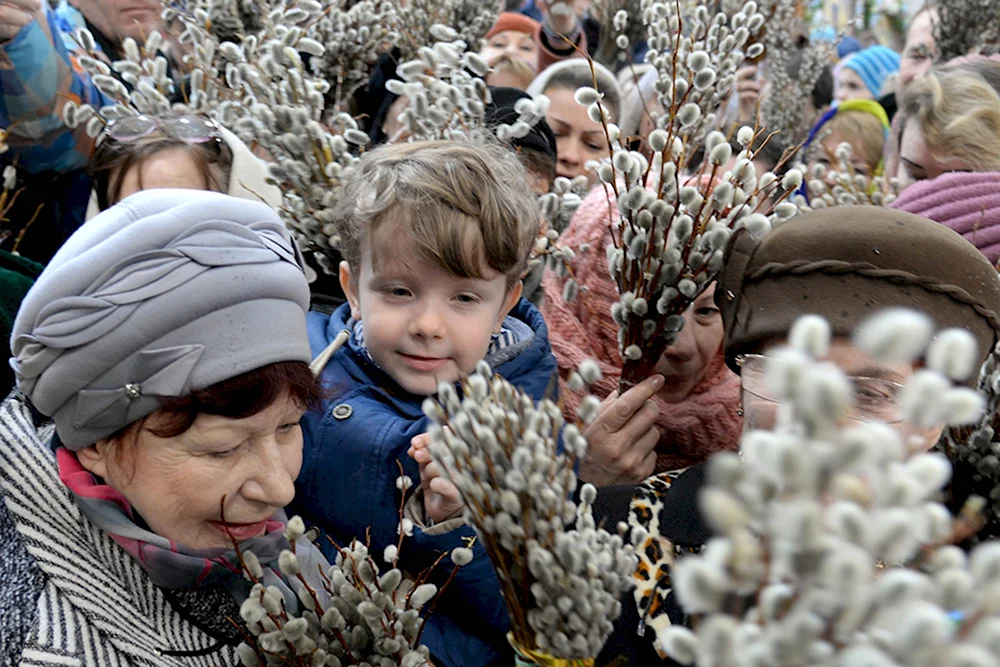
[2,0,1000,665]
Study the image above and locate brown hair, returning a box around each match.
[89,134,233,211]
[334,140,540,290]
[107,361,321,476]
[900,61,1000,172]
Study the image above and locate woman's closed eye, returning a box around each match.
[277,422,300,436]
[207,443,244,459]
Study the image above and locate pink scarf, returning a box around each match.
[541,187,743,472]
[57,448,290,590]
[891,171,1000,265]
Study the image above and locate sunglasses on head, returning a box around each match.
[102,115,223,145]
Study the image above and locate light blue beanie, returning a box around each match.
[842,45,901,97]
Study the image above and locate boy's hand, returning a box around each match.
[578,375,663,486]
[409,433,465,524]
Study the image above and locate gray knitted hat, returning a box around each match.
[10,189,312,450]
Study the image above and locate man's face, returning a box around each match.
[71,0,162,46]
[899,9,937,104]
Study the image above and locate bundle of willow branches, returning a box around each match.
[424,361,638,661]
[660,311,994,666]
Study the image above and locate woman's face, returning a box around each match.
[115,146,221,204]
[835,67,874,103]
[77,394,306,549]
[382,95,411,143]
[896,116,973,189]
[654,284,724,402]
[545,85,611,185]
[480,30,539,72]
[741,338,945,450]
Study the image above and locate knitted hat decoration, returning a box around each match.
[890,171,1000,265]
[837,35,863,59]
[717,206,1000,378]
[842,45,901,97]
[11,189,312,449]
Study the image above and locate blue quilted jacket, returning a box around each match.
[290,298,558,667]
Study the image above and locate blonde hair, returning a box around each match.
[334,140,540,290]
[901,61,1000,172]
[818,109,887,174]
[484,54,536,90]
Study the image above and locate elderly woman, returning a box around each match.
[594,206,1000,665]
[543,186,744,488]
[0,189,322,664]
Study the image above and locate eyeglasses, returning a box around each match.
[736,353,905,425]
[103,115,222,144]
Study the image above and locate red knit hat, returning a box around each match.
[486,12,541,40]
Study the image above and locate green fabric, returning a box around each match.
[0,251,42,394]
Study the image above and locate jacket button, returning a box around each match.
[332,404,353,420]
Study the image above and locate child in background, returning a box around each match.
[290,140,558,667]
[834,45,900,102]
[804,99,891,181]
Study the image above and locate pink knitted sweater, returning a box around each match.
[541,186,744,472]
[890,172,1000,265]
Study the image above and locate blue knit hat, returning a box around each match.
[842,45,900,97]
[836,35,862,59]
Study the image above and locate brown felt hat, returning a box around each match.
[716,206,1000,375]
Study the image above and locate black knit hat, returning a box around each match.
[485,86,558,164]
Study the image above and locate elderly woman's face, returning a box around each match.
[480,29,539,72]
[654,284,724,402]
[740,338,945,450]
[78,394,306,548]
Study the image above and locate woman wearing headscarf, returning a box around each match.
[0,189,325,664]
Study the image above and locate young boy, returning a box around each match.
[290,140,558,667]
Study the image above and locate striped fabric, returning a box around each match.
[0,397,238,666]
[0,3,111,174]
